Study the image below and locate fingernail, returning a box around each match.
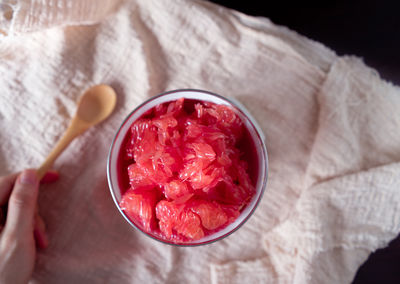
[40,171,60,184]
[19,170,38,185]
[34,228,49,249]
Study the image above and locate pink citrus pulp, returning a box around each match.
[117,98,258,243]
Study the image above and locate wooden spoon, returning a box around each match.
[37,84,117,179]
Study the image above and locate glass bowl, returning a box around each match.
[107,89,268,246]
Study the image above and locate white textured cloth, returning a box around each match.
[1,0,399,283]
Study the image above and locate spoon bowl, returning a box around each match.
[37,84,117,179]
[77,84,117,125]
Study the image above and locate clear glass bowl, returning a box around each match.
[107,89,268,246]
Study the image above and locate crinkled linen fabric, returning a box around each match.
[0,0,399,283]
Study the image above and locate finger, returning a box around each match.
[0,172,19,205]
[0,206,5,228]
[40,170,60,184]
[3,169,39,237]
[34,210,49,249]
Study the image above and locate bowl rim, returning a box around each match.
[107,88,269,246]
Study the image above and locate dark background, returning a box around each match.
[208,1,400,283]
[208,0,399,84]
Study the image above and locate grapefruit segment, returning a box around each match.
[120,188,160,233]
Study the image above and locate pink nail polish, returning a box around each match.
[34,228,49,249]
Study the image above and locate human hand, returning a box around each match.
[0,169,58,284]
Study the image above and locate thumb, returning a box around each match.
[4,169,39,237]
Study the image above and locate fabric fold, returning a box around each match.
[0,0,123,36]
[212,57,400,284]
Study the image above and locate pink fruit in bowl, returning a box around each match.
[107,89,268,246]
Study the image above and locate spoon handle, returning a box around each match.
[37,118,89,180]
